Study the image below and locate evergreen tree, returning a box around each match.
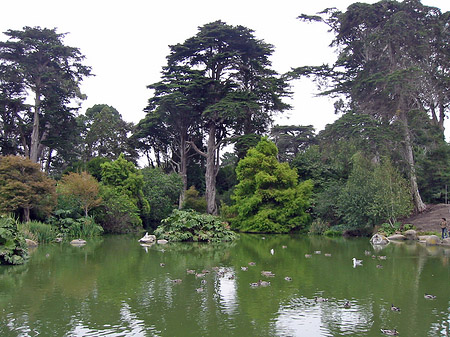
[231,138,313,233]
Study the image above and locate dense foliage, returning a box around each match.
[155,209,238,242]
[230,138,313,233]
[141,167,183,227]
[0,216,28,265]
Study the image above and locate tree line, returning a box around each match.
[0,0,449,236]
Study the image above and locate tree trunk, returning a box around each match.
[399,110,426,213]
[29,89,41,163]
[23,207,31,222]
[178,133,188,209]
[205,123,218,215]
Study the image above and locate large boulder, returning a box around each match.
[388,234,407,241]
[370,233,389,245]
[441,238,450,246]
[70,239,87,246]
[425,235,441,246]
[404,229,418,241]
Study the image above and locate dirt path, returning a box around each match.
[400,203,450,232]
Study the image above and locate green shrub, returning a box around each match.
[0,215,28,265]
[93,185,142,233]
[155,209,238,243]
[378,222,404,236]
[182,186,207,213]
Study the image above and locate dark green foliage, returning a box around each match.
[64,157,111,182]
[231,138,313,233]
[141,167,183,227]
[80,104,138,162]
[271,125,316,162]
[336,153,377,227]
[182,186,207,213]
[154,209,238,242]
[234,134,262,160]
[0,215,28,265]
[93,185,142,234]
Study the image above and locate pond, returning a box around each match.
[1,234,449,336]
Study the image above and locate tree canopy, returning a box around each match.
[0,26,92,166]
[294,0,449,212]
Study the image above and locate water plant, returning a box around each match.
[18,221,57,243]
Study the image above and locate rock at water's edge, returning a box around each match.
[404,229,418,240]
[157,239,168,244]
[388,234,407,241]
[425,235,441,246]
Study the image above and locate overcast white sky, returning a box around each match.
[1,0,449,137]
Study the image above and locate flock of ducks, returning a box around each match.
[161,243,437,336]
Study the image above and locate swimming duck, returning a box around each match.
[270,248,274,255]
[241,266,248,271]
[305,254,312,258]
[160,263,165,267]
[314,296,328,302]
[186,269,196,274]
[352,258,363,267]
[248,262,256,266]
[282,245,287,249]
[424,294,436,299]
[250,282,260,287]
[196,287,204,292]
[380,329,398,335]
[314,250,321,254]
[258,280,271,287]
[261,270,275,277]
[343,301,351,309]
[364,250,371,256]
[391,304,400,312]
[284,276,292,281]
[376,264,383,269]
[378,256,387,260]
[324,253,332,257]
[195,273,205,278]
[172,279,182,283]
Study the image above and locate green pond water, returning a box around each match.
[1,234,449,337]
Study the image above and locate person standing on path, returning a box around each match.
[440,218,447,239]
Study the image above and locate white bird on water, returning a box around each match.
[352,258,363,267]
[270,249,274,255]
